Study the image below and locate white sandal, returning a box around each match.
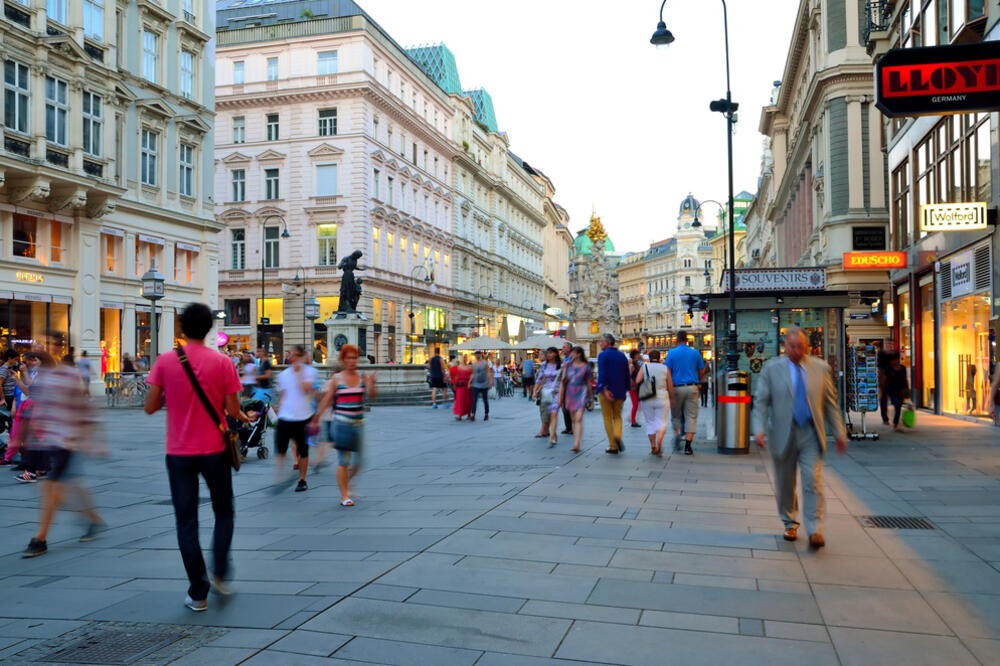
[340,498,355,507]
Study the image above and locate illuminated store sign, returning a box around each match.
[877,42,1000,116]
[843,252,908,269]
[15,271,44,284]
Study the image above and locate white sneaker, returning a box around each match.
[184,595,207,612]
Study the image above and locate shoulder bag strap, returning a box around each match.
[177,345,226,435]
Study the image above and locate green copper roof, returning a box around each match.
[573,230,615,255]
[406,44,463,95]
[464,88,498,133]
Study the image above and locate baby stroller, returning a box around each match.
[228,397,272,460]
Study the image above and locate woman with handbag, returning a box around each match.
[635,350,674,456]
[532,347,562,446]
[560,346,594,452]
[312,344,377,507]
[628,349,643,428]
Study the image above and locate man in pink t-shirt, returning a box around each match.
[145,303,247,612]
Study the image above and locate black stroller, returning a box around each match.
[228,397,271,460]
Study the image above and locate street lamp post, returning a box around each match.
[409,265,431,364]
[475,285,493,337]
[304,290,321,358]
[140,260,165,363]
[651,0,739,371]
[260,214,290,356]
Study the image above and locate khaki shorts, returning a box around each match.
[671,384,700,434]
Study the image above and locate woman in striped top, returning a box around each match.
[313,344,377,507]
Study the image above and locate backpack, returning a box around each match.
[637,364,657,401]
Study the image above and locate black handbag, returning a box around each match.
[177,345,241,471]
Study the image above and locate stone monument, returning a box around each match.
[324,250,369,363]
[570,213,620,357]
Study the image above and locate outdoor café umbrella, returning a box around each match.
[515,334,574,350]
[452,335,512,351]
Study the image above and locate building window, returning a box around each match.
[372,168,380,200]
[387,176,394,206]
[264,168,279,200]
[318,108,337,136]
[135,238,158,277]
[224,299,250,326]
[4,60,30,134]
[372,227,380,267]
[317,51,338,75]
[230,229,245,269]
[684,276,691,286]
[267,57,278,81]
[373,115,379,141]
[174,247,196,283]
[12,214,37,258]
[264,225,280,268]
[231,169,245,202]
[412,142,417,165]
[318,223,337,266]
[84,0,103,40]
[180,50,194,99]
[51,220,67,263]
[142,30,158,82]
[82,92,102,157]
[45,76,68,146]
[892,160,910,250]
[101,233,121,274]
[232,116,245,144]
[178,143,194,197]
[47,0,67,24]
[140,129,158,186]
[266,113,279,141]
[233,60,244,84]
[315,163,337,196]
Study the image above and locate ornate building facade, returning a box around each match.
[1,0,217,391]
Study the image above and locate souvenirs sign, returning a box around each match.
[721,268,825,292]
[920,202,988,231]
[876,41,1000,117]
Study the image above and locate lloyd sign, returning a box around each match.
[876,41,1000,117]
[722,268,826,292]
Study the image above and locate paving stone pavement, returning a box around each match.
[1,396,1000,664]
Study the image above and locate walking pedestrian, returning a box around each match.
[597,333,630,454]
[560,346,593,452]
[240,352,257,398]
[76,350,92,389]
[428,348,446,408]
[0,349,20,411]
[628,349,642,428]
[665,330,705,455]
[635,350,673,455]
[21,352,106,558]
[752,327,847,549]
[121,353,136,374]
[449,356,473,420]
[533,347,562,445]
[560,341,574,434]
[313,344,377,507]
[520,354,536,398]
[699,360,711,407]
[273,346,318,492]
[885,353,910,430]
[144,303,249,611]
[255,347,274,403]
[469,351,493,421]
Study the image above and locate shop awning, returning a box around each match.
[707,290,850,311]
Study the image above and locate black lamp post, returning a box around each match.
[260,214,290,355]
[304,290,321,358]
[651,0,739,371]
[140,261,165,362]
[409,265,431,364]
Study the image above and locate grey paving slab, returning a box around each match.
[551,563,655,582]
[468,514,628,540]
[207,628,290,649]
[811,584,952,635]
[333,636,482,665]
[242,650,352,665]
[270,630,353,657]
[828,627,979,666]
[610,545,807,581]
[353,583,417,602]
[475,654,616,666]
[86,591,316,629]
[763,621,830,642]
[670,572,758,590]
[430,531,615,566]
[0,618,86,638]
[799,554,914,589]
[259,533,441,552]
[301,597,571,657]
[1,588,140,620]
[923,591,1000,639]
[172,646,258,665]
[455,555,556,574]
[587,578,823,624]
[625,525,780,550]
[638,609,739,634]
[556,620,840,665]
[407,589,526,613]
[519,600,640,625]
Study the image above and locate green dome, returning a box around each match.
[573,230,615,255]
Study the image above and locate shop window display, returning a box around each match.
[941,292,991,417]
[919,281,936,410]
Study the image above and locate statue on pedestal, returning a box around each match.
[336,250,364,313]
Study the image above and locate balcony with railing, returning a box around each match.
[864,1,892,51]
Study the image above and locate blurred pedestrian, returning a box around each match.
[533,347,562,444]
[520,353,536,398]
[635,350,673,456]
[597,333,629,454]
[559,341,573,434]
[450,355,473,421]
[428,347,446,408]
[699,360,710,407]
[0,349,19,410]
[76,350,92,389]
[628,349,642,428]
[274,346,318,492]
[560,346,593,452]
[885,354,910,430]
[665,331,705,455]
[313,344,377,507]
[144,303,248,611]
[469,351,492,421]
[21,352,105,558]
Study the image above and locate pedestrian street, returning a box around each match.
[1,398,1000,665]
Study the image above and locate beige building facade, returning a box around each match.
[1,0,217,392]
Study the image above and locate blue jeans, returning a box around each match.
[472,387,490,417]
[166,452,234,601]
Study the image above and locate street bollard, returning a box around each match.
[716,370,751,454]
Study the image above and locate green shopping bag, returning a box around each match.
[901,403,916,428]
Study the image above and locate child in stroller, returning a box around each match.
[228,397,272,460]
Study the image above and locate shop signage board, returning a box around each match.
[722,268,826,292]
[920,202,988,231]
[15,271,44,284]
[852,226,887,251]
[843,252,908,269]
[876,41,1000,117]
[951,251,974,298]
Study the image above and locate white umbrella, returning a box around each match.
[452,335,512,351]
[515,334,574,350]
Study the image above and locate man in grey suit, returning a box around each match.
[752,327,847,549]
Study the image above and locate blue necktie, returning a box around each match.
[792,363,812,427]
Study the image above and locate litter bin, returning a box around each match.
[716,370,751,454]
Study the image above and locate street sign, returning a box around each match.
[843,252,907,269]
[544,307,563,317]
[920,202,988,231]
[849,313,871,320]
[876,41,1000,117]
[260,317,270,325]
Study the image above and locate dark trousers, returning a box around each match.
[563,407,572,431]
[472,387,490,417]
[879,390,889,423]
[889,393,903,426]
[166,452,234,601]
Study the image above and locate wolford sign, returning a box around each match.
[722,268,825,292]
[876,42,1000,117]
[920,202,988,231]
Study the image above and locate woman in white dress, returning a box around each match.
[635,350,673,456]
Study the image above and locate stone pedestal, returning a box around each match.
[324,311,368,364]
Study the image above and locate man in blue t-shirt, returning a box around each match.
[665,331,706,455]
[520,354,536,398]
[596,333,630,454]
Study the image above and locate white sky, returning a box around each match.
[362,0,801,253]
